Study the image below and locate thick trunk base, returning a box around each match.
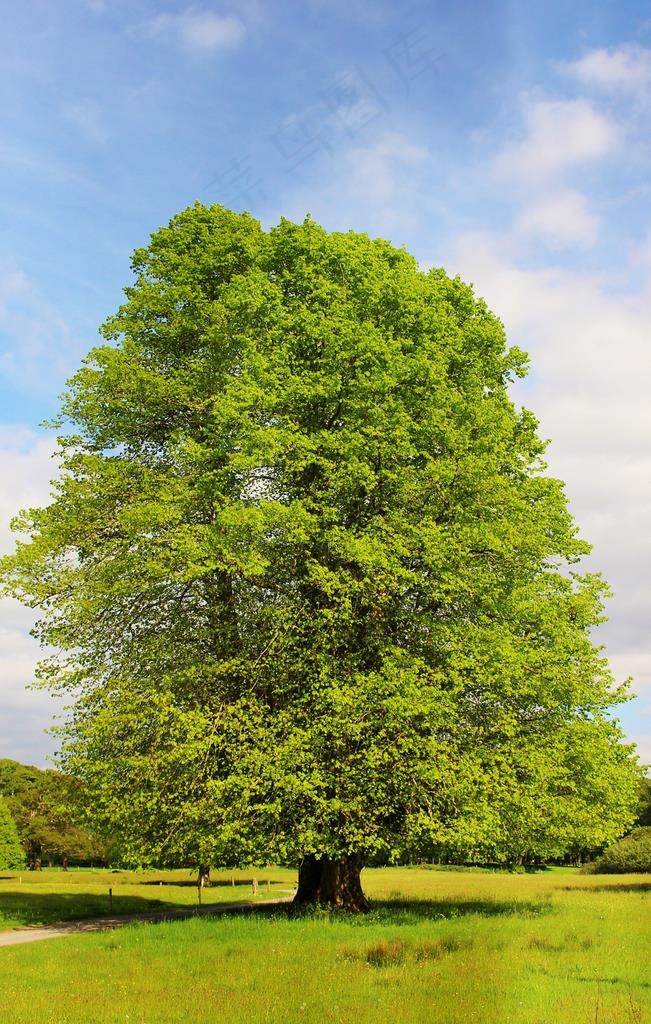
[293,854,369,912]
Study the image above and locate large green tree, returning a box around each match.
[1,205,640,908]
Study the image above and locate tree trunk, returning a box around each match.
[293,853,369,912]
[198,864,211,887]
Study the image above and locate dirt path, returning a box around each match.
[0,897,293,948]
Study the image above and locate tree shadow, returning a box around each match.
[0,889,554,932]
[357,897,553,925]
[251,896,554,926]
[560,882,651,894]
[0,890,170,927]
[141,876,284,888]
[537,969,651,991]
[575,975,651,990]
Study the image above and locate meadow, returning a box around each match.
[0,866,648,1024]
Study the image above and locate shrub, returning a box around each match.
[591,827,651,873]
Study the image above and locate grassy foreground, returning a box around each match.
[0,867,649,1024]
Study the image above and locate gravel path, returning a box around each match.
[0,897,293,948]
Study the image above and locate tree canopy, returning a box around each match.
[0,204,641,907]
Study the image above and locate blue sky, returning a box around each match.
[1,0,651,767]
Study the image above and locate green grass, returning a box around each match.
[0,868,648,1024]
[0,867,296,929]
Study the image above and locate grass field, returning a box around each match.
[0,866,648,1024]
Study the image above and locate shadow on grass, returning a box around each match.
[592,882,651,893]
[535,967,651,991]
[355,898,552,926]
[0,891,554,933]
[248,896,554,927]
[0,891,170,927]
[560,882,651,894]
[574,975,651,990]
[141,877,284,888]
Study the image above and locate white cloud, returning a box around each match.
[627,227,651,280]
[0,429,63,766]
[0,141,91,191]
[0,426,56,555]
[514,189,600,249]
[0,265,80,389]
[145,7,245,54]
[61,100,108,145]
[279,131,429,235]
[494,98,619,185]
[0,267,29,304]
[339,132,428,206]
[609,654,651,699]
[445,216,651,763]
[560,44,651,97]
[448,229,651,657]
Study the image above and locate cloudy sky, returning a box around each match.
[1,0,650,767]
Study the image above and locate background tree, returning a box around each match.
[0,798,25,871]
[0,759,105,869]
[633,778,651,828]
[0,759,42,796]
[0,205,641,908]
